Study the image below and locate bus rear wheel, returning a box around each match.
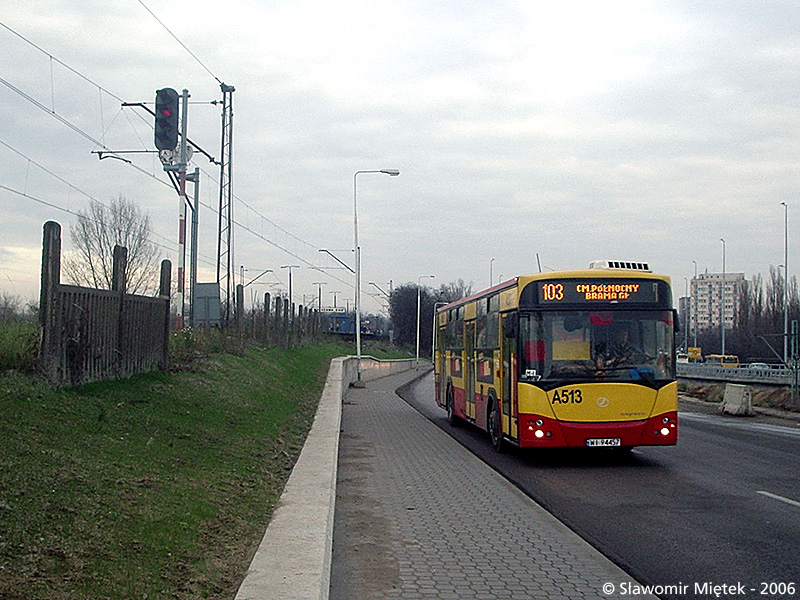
[488,399,504,453]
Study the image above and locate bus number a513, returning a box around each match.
[552,389,583,404]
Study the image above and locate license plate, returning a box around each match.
[586,437,621,447]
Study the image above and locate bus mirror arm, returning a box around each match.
[673,309,680,333]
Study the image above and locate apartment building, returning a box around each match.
[689,272,747,334]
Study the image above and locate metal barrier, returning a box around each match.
[677,363,789,386]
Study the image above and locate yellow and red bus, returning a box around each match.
[704,354,739,368]
[434,262,677,451]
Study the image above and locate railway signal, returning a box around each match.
[154,87,179,151]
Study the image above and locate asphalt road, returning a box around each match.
[399,374,800,600]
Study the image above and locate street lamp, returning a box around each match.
[490,258,495,287]
[692,260,698,348]
[416,274,435,368]
[684,277,689,352]
[720,238,726,356]
[782,202,789,365]
[353,169,400,384]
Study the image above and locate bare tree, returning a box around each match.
[63,196,160,295]
[438,279,472,304]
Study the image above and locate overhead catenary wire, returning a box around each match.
[135,0,223,86]
[0,16,381,305]
[0,182,218,266]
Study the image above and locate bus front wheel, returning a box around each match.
[488,399,504,453]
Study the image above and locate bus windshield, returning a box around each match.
[518,310,675,383]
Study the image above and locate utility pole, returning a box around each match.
[186,168,200,327]
[176,89,190,329]
[282,265,300,321]
[313,282,327,310]
[217,83,235,325]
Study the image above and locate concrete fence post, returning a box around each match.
[39,221,62,384]
[112,245,128,376]
[159,260,172,369]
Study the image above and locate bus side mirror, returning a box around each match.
[503,313,518,338]
[674,309,680,333]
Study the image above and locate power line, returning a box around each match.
[1,18,318,258]
[0,75,175,189]
[0,17,360,296]
[0,182,192,260]
[0,21,127,104]
[136,0,223,85]
[0,138,177,249]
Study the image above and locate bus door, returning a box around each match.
[465,321,476,420]
[500,312,518,440]
[434,325,444,405]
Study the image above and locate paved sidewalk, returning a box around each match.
[330,369,656,600]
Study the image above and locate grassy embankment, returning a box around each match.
[0,327,403,600]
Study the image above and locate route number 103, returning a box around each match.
[542,283,564,301]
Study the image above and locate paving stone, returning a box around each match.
[329,370,657,600]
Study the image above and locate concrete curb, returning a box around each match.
[234,356,416,600]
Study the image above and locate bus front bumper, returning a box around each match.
[517,412,678,448]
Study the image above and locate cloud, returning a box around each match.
[1,0,799,310]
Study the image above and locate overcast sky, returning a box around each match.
[2,0,799,314]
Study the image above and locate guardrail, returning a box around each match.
[677,363,790,385]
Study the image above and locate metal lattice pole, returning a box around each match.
[216,83,235,325]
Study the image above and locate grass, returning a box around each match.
[0,320,38,372]
[0,340,353,599]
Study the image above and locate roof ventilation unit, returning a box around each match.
[589,260,651,272]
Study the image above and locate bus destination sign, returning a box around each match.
[538,279,658,304]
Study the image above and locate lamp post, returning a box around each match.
[720,238,726,356]
[490,258,495,287]
[684,277,689,352]
[692,260,698,348]
[353,169,400,384]
[416,274,435,368]
[782,202,789,365]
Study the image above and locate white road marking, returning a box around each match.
[757,490,800,509]
[679,412,800,440]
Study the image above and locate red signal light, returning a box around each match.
[154,88,179,151]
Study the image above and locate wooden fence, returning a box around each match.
[38,221,171,387]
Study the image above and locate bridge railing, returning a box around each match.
[677,363,790,385]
